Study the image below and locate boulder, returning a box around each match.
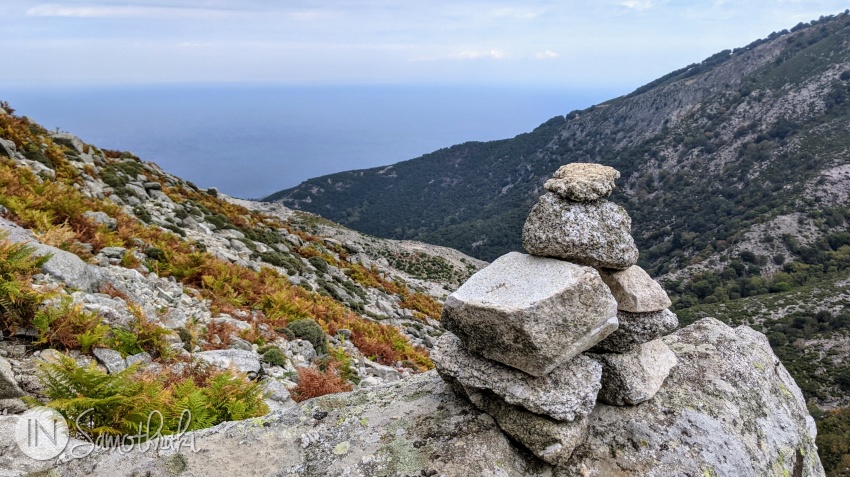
[0,356,24,399]
[599,265,672,312]
[441,252,618,376]
[195,349,262,378]
[591,309,679,353]
[0,218,103,292]
[433,332,601,421]
[588,339,677,405]
[522,193,639,269]
[0,138,16,158]
[450,378,589,467]
[92,348,127,374]
[543,163,620,202]
[565,318,823,476]
[82,211,118,231]
[50,132,86,154]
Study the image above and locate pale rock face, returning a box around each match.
[441,252,618,377]
[591,309,679,353]
[432,332,602,421]
[194,349,262,378]
[544,163,620,202]
[599,265,672,312]
[0,356,24,399]
[587,338,677,405]
[522,193,639,270]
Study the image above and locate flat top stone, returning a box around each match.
[451,252,593,310]
[544,163,620,202]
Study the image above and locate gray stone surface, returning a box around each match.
[0,138,16,158]
[195,349,262,378]
[452,378,589,467]
[91,347,127,374]
[544,163,620,202]
[433,332,601,421]
[588,338,677,405]
[523,193,639,269]
[600,265,672,312]
[442,251,618,376]
[0,218,104,292]
[82,211,117,231]
[591,309,679,353]
[50,132,86,154]
[0,356,24,399]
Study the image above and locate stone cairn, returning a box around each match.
[432,163,679,466]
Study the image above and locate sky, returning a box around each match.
[2,0,850,88]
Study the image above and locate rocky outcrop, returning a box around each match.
[25,318,822,477]
[0,356,24,399]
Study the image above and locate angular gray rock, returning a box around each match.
[0,138,16,158]
[0,218,103,292]
[432,332,601,421]
[82,211,118,231]
[195,349,262,378]
[599,265,672,312]
[591,308,679,353]
[442,251,618,376]
[92,347,127,374]
[588,338,677,405]
[50,132,86,154]
[450,378,589,467]
[543,163,620,202]
[0,356,24,399]
[522,193,639,269]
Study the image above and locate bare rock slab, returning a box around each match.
[448,377,589,468]
[600,265,672,312]
[591,309,679,353]
[442,251,618,377]
[588,339,677,406]
[0,356,24,399]
[432,332,601,421]
[522,193,638,270]
[544,163,620,202]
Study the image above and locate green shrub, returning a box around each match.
[261,347,288,367]
[280,318,327,355]
[37,356,269,443]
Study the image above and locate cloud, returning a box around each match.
[25,3,259,20]
[533,50,559,59]
[620,0,654,11]
[411,49,506,61]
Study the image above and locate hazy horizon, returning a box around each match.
[2,83,620,198]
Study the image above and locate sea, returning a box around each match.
[1,84,622,199]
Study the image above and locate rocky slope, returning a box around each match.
[0,102,486,463]
[265,12,850,408]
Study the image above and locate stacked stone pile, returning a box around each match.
[432,163,680,466]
